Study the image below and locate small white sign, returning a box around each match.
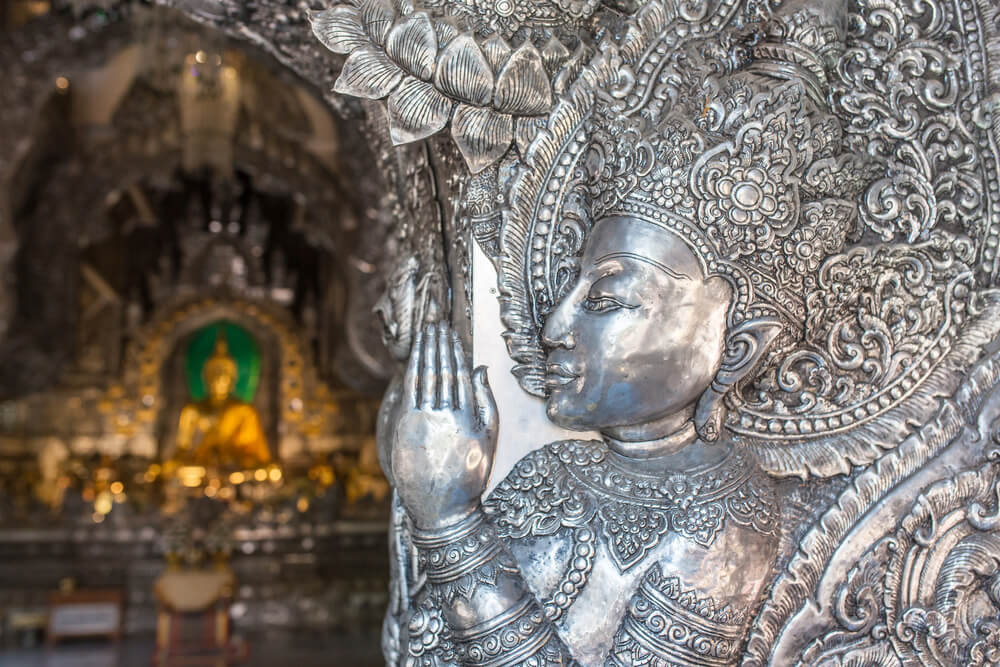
[48,603,120,636]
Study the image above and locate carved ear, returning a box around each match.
[695,318,783,442]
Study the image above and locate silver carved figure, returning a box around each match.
[384,5,850,662]
[309,0,1000,663]
[375,0,833,661]
[389,224,781,664]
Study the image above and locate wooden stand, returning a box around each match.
[153,568,247,665]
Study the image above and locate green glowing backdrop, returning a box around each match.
[185,321,261,403]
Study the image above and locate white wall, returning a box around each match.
[471,243,597,492]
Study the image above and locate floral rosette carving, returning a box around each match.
[691,113,802,258]
[780,205,852,278]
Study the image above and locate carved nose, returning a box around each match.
[541,309,575,350]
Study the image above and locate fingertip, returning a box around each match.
[438,322,451,350]
[473,366,490,386]
[422,322,437,351]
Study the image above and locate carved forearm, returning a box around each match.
[412,509,575,666]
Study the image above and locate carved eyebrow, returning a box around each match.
[594,252,692,281]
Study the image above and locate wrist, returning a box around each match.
[410,505,482,538]
[409,501,480,533]
[412,510,507,595]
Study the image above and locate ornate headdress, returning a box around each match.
[582,73,874,343]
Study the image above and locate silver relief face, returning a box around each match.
[541,215,731,433]
[374,258,420,362]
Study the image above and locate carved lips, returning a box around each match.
[544,363,579,389]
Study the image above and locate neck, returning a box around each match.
[603,421,698,459]
[601,407,696,458]
[603,421,732,474]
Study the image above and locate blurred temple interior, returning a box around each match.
[0,1,400,663]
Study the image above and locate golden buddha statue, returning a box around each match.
[176,335,270,469]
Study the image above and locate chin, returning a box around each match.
[545,393,602,432]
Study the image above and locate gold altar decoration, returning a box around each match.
[5,295,385,521]
[342,436,389,505]
[28,451,344,522]
[175,334,271,469]
[97,295,344,456]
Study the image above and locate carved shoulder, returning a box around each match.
[484,440,604,540]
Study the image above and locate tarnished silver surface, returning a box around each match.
[310,0,1000,664]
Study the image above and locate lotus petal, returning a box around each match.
[385,12,437,81]
[387,77,454,144]
[360,0,396,45]
[434,34,493,106]
[433,19,459,47]
[452,103,513,174]
[480,34,512,71]
[494,42,552,115]
[311,7,368,55]
[334,46,404,99]
[540,36,570,75]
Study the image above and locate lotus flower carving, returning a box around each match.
[334,46,406,99]
[387,78,453,144]
[494,43,552,115]
[311,0,560,173]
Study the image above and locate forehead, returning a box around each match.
[584,216,704,278]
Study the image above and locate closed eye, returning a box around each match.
[583,296,637,313]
